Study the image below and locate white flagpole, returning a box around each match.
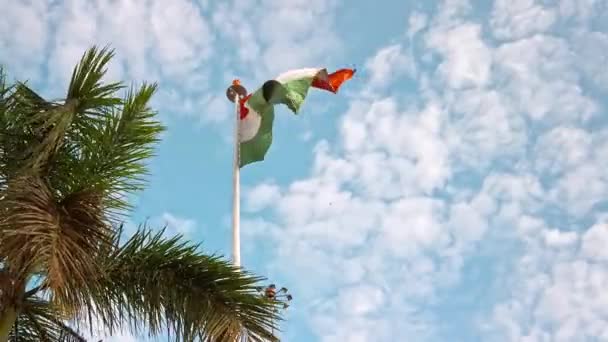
[232,94,241,267]
[226,81,248,341]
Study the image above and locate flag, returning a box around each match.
[237,67,355,167]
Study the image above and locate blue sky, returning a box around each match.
[2,0,608,341]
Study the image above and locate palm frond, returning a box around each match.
[1,47,162,205]
[104,83,163,194]
[0,77,82,176]
[0,46,123,179]
[66,45,123,116]
[0,47,290,341]
[0,66,13,192]
[89,227,283,342]
[0,176,111,312]
[0,79,51,182]
[70,83,164,213]
[9,296,87,342]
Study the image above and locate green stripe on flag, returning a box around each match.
[262,76,319,113]
[239,89,275,168]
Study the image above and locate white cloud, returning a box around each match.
[0,0,50,79]
[493,34,597,123]
[549,163,606,218]
[80,317,144,342]
[299,130,314,142]
[244,182,281,213]
[581,224,608,262]
[243,1,608,341]
[408,12,429,38]
[532,126,608,218]
[148,0,213,76]
[337,284,385,316]
[88,331,141,342]
[445,88,527,170]
[485,220,608,342]
[543,229,578,248]
[426,22,492,89]
[572,30,608,91]
[534,126,592,177]
[1,0,215,122]
[160,212,197,236]
[110,334,140,342]
[448,201,489,243]
[211,0,341,79]
[378,197,447,257]
[242,38,477,340]
[339,98,450,195]
[0,0,345,129]
[364,44,415,90]
[490,0,556,40]
[559,0,605,23]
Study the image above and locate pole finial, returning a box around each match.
[226,80,248,102]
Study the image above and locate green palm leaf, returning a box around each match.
[89,227,282,342]
[9,296,87,342]
[0,46,288,342]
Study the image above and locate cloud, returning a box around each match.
[490,0,556,40]
[493,35,597,124]
[0,0,50,79]
[244,182,281,213]
[571,30,608,91]
[558,0,608,24]
[426,22,492,89]
[483,221,608,341]
[2,0,346,128]
[339,98,450,195]
[0,0,214,122]
[364,44,415,90]
[114,212,198,240]
[581,224,608,261]
[242,0,608,340]
[160,212,197,236]
[50,0,213,84]
[243,35,463,341]
[210,0,342,78]
[80,314,144,342]
[1,0,346,130]
[408,12,429,38]
[533,126,592,177]
[87,331,141,342]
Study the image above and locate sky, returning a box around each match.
[1,0,608,341]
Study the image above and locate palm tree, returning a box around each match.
[0,47,284,341]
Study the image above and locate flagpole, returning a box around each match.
[226,81,247,268]
[232,93,241,267]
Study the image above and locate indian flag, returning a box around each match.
[237,67,355,167]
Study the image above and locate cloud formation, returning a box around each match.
[243,0,608,341]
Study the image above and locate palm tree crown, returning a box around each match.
[0,47,284,342]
